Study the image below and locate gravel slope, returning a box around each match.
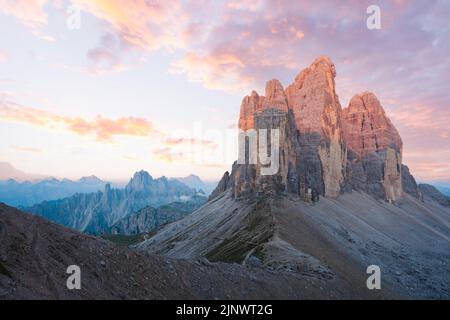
[137,191,450,299]
[0,203,382,300]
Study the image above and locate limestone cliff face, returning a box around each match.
[230,79,295,198]
[384,147,402,201]
[238,91,264,131]
[212,57,415,203]
[233,109,299,199]
[343,92,403,202]
[218,57,346,199]
[286,56,346,198]
[402,165,420,198]
[238,79,288,131]
[285,56,339,133]
[342,92,402,156]
[263,79,289,112]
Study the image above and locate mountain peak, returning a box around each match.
[233,56,346,198]
[182,174,202,182]
[126,170,153,191]
[263,79,288,112]
[79,175,103,184]
[238,90,265,130]
[133,170,153,180]
[174,174,203,186]
[347,91,385,114]
[311,55,335,68]
[104,183,112,193]
[286,55,339,134]
[343,91,403,157]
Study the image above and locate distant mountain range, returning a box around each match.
[433,184,450,197]
[418,184,450,206]
[172,174,217,195]
[23,170,207,235]
[416,181,450,197]
[0,162,216,207]
[0,162,47,181]
[0,175,108,207]
[109,196,207,235]
[438,187,450,196]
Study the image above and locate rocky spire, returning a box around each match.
[343,92,403,202]
[262,79,289,112]
[238,78,289,131]
[285,56,341,134]
[285,56,346,198]
[126,170,153,192]
[342,92,402,157]
[238,90,264,130]
[232,57,347,199]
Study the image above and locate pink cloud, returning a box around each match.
[170,52,255,93]
[164,137,216,149]
[74,0,189,50]
[0,99,157,142]
[154,146,224,168]
[11,145,41,153]
[0,0,48,28]
[86,34,126,75]
[153,147,185,163]
[0,50,8,62]
[0,0,55,41]
[385,99,450,180]
[225,0,264,12]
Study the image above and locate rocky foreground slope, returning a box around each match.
[0,204,391,299]
[137,57,450,299]
[137,190,450,299]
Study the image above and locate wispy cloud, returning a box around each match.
[164,137,217,148]
[154,147,185,163]
[154,135,222,167]
[154,146,224,168]
[0,0,48,29]
[86,33,126,75]
[0,50,8,62]
[74,0,189,50]
[10,145,41,153]
[0,99,157,142]
[170,52,255,93]
[389,102,450,133]
[403,157,450,181]
[0,0,55,41]
[123,155,138,161]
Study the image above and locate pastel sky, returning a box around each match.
[0,0,449,182]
